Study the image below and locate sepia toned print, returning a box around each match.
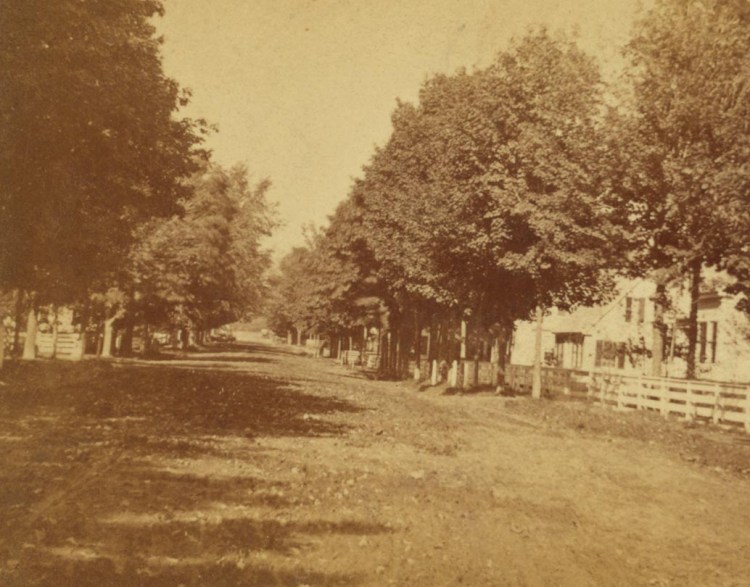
[1,0,750,585]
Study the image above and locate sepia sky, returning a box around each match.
[158,0,645,259]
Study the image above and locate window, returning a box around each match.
[625,297,632,323]
[625,297,646,324]
[555,340,565,366]
[711,322,718,363]
[555,333,584,369]
[699,321,718,363]
[595,340,626,369]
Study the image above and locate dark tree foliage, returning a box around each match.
[0,0,205,304]
[355,31,615,331]
[130,161,276,335]
[272,30,617,378]
[607,0,750,377]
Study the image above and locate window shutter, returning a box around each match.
[617,343,626,369]
[711,322,718,363]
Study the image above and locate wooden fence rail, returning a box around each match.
[506,364,750,433]
[36,332,83,360]
[506,364,590,398]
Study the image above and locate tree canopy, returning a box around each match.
[605,0,750,376]
[130,161,276,335]
[270,30,619,376]
[0,0,205,304]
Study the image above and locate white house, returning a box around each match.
[509,275,750,383]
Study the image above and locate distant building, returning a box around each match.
[509,275,750,383]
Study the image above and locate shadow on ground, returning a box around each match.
[0,359,360,438]
[0,356,373,586]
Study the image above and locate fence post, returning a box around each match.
[712,383,721,425]
[685,380,693,422]
[449,360,458,387]
[744,386,750,434]
[636,372,643,410]
[660,378,669,417]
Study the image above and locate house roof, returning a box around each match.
[545,305,608,336]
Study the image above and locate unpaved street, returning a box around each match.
[1,342,750,586]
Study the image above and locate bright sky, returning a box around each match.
[158,0,644,260]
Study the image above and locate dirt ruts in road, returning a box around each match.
[1,342,749,586]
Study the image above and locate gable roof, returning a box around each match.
[545,305,607,336]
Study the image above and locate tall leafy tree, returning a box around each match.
[358,31,614,383]
[129,161,275,347]
[609,0,750,378]
[292,30,615,384]
[0,0,203,329]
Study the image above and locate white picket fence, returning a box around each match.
[506,364,590,397]
[589,372,750,432]
[507,364,750,433]
[36,332,83,360]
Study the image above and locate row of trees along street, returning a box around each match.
[268,0,750,392]
[0,0,276,366]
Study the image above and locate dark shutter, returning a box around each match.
[711,322,718,363]
[625,297,632,322]
[699,321,707,363]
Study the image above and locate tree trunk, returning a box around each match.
[13,289,24,356]
[142,321,151,355]
[473,341,481,389]
[399,322,411,378]
[686,259,702,380]
[413,311,422,381]
[491,335,502,387]
[378,331,387,374]
[458,319,468,389]
[22,307,37,360]
[651,281,666,377]
[77,298,91,359]
[287,330,292,345]
[50,306,59,359]
[460,319,467,360]
[441,319,452,364]
[429,317,437,360]
[120,321,134,355]
[394,328,401,377]
[385,330,393,374]
[532,306,544,399]
[101,317,116,358]
[95,321,104,356]
[0,316,5,370]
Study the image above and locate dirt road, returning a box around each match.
[1,342,749,586]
